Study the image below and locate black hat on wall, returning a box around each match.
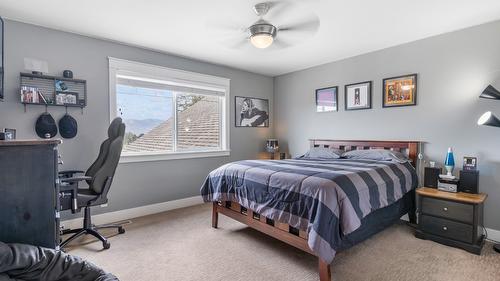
[58,113,78,139]
[35,112,58,138]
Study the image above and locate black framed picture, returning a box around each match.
[235,96,269,127]
[345,81,372,110]
[382,74,417,108]
[316,86,338,112]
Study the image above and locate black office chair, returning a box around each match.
[59,118,125,250]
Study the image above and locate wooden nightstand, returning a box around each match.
[257,152,288,160]
[415,187,487,255]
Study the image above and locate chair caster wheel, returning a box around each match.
[118,227,125,234]
[103,241,111,250]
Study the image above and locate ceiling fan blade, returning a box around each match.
[278,16,320,34]
[265,1,294,22]
[272,37,293,49]
[205,19,247,33]
[226,38,249,49]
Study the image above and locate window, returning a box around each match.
[109,58,230,162]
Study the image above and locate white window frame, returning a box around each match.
[108,57,230,163]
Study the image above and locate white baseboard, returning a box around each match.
[486,227,500,243]
[61,196,203,230]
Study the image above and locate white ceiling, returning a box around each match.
[2,0,500,76]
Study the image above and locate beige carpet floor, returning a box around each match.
[66,204,500,281]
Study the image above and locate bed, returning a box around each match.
[201,139,420,281]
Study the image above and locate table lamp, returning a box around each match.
[477,86,500,253]
[265,139,279,160]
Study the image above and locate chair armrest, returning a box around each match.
[59,170,85,177]
[60,176,93,183]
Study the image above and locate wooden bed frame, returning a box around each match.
[211,139,420,281]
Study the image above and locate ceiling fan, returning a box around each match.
[210,1,320,49]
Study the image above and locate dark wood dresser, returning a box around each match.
[415,187,487,254]
[0,139,62,249]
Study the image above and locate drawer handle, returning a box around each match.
[443,226,448,231]
[443,207,448,211]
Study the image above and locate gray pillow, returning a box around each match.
[343,149,409,163]
[298,147,343,159]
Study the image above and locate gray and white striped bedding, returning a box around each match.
[200,158,418,263]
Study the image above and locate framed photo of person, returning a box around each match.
[316,86,338,112]
[235,96,270,127]
[345,81,372,110]
[382,74,417,107]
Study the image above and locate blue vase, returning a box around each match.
[444,147,455,177]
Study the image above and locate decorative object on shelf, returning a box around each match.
[58,113,78,139]
[345,81,371,110]
[235,96,269,127]
[20,72,87,110]
[316,86,338,112]
[463,156,477,171]
[382,73,417,107]
[35,112,58,139]
[63,70,73,79]
[55,80,68,92]
[55,92,78,105]
[0,17,4,100]
[479,84,500,100]
[477,111,500,127]
[441,147,455,179]
[3,128,16,140]
[265,139,279,159]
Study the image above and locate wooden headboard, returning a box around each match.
[309,139,420,167]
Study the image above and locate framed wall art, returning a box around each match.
[235,96,269,127]
[345,81,372,110]
[382,74,417,107]
[316,86,338,112]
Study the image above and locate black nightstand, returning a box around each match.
[415,187,487,255]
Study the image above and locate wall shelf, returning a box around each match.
[20,72,87,111]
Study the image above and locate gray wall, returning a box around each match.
[0,20,274,218]
[275,20,500,230]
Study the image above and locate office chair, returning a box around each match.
[59,118,125,250]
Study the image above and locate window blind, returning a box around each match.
[116,75,225,97]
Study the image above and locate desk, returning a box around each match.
[0,139,62,249]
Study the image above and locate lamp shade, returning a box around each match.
[266,139,279,153]
[477,111,500,127]
[479,85,500,100]
[250,34,274,49]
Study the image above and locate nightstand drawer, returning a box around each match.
[421,197,473,223]
[420,215,473,244]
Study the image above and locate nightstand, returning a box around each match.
[415,187,487,255]
[257,152,288,160]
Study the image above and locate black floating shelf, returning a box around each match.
[20,72,87,110]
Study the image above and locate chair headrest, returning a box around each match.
[108,118,123,139]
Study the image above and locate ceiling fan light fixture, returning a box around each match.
[250,33,274,49]
[249,21,276,49]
